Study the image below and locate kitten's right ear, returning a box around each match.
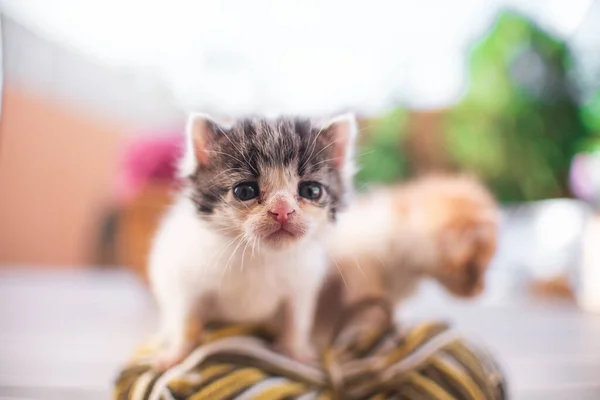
[187,112,222,166]
[180,113,227,176]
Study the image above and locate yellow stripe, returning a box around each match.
[445,342,480,371]
[354,329,383,353]
[387,322,443,364]
[406,372,457,400]
[190,368,266,400]
[431,357,486,400]
[366,394,387,400]
[443,343,493,398]
[169,365,237,396]
[251,381,307,399]
[168,379,194,397]
[199,364,237,380]
[133,344,158,359]
[168,370,220,397]
[204,324,265,342]
[114,366,154,400]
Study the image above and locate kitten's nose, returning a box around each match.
[268,200,296,223]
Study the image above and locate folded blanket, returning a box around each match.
[114,301,506,400]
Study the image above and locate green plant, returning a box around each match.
[446,11,593,202]
[355,107,408,189]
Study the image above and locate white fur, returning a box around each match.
[327,188,395,260]
[149,193,328,357]
[326,188,437,305]
[150,112,358,365]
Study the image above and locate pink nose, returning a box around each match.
[268,200,296,223]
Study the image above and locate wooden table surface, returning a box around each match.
[1,268,599,399]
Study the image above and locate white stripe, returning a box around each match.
[385,330,462,379]
[161,390,176,400]
[148,336,325,400]
[130,371,157,400]
[296,391,320,400]
[234,377,290,400]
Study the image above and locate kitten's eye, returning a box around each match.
[298,182,323,200]
[233,182,259,201]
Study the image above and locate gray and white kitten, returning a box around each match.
[149,113,357,368]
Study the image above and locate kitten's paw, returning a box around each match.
[293,347,319,365]
[274,341,319,365]
[153,344,194,371]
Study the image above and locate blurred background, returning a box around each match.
[1,1,600,397]
[2,0,599,302]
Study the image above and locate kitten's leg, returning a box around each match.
[276,292,319,364]
[154,295,203,370]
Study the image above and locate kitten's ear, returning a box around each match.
[187,112,223,165]
[321,113,358,170]
[180,113,228,176]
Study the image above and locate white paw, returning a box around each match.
[274,341,319,365]
[153,343,193,371]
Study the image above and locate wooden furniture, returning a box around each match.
[115,183,173,282]
[2,268,600,399]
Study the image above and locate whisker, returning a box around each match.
[358,124,375,134]
[205,150,247,166]
[328,254,348,288]
[306,138,340,166]
[374,254,387,269]
[217,126,258,175]
[358,182,369,191]
[213,226,241,235]
[222,235,246,281]
[208,232,244,272]
[222,199,248,212]
[300,124,327,173]
[240,237,251,272]
[308,157,339,168]
[357,149,376,158]
[217,234,245,291]
[305,149,375,170]
[352,256,367,279]
[206,167,248,183]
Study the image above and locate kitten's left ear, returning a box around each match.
[321,113,358,170]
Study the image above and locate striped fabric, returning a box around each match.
[114,303,506,400]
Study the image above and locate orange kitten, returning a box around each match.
[326,174,500,312]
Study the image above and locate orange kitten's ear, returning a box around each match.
[320,113,358,170]
[179,112,229,176]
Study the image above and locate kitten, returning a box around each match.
[149,113,357,369]
[326,174,499,314]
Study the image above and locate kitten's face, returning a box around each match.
[423,179,499,297]
[183,115,356,250]
[436,218,498,297]
[401,175,499,297]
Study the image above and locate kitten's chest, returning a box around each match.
[206,260,292,323]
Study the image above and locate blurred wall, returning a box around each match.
[0,84,122,266]
[0,15,183,267]
[0,15,183,131]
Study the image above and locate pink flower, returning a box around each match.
[570,153,600,206]
[116,132,184,203]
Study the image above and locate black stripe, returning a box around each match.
[421,364,469,400]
